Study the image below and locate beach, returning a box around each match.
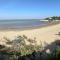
[0,23,60,47]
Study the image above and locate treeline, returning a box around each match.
[44,16,60,20]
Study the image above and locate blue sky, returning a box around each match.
[0,0,60,19]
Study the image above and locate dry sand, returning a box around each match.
[0,23,60,47]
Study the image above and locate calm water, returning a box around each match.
[0,19,47,29]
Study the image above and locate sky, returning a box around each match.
[0,0,60,19]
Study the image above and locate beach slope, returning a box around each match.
[0,23,60,46]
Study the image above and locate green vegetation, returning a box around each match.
[0,35,60,60]
[44,16,60,20]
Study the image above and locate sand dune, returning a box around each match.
[0,24,60,47]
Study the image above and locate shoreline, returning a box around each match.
[0,21,60,46]
[0,21,60,31]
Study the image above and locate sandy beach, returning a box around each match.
[0,23,60,47]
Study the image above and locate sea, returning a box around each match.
[0,19,47,29]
